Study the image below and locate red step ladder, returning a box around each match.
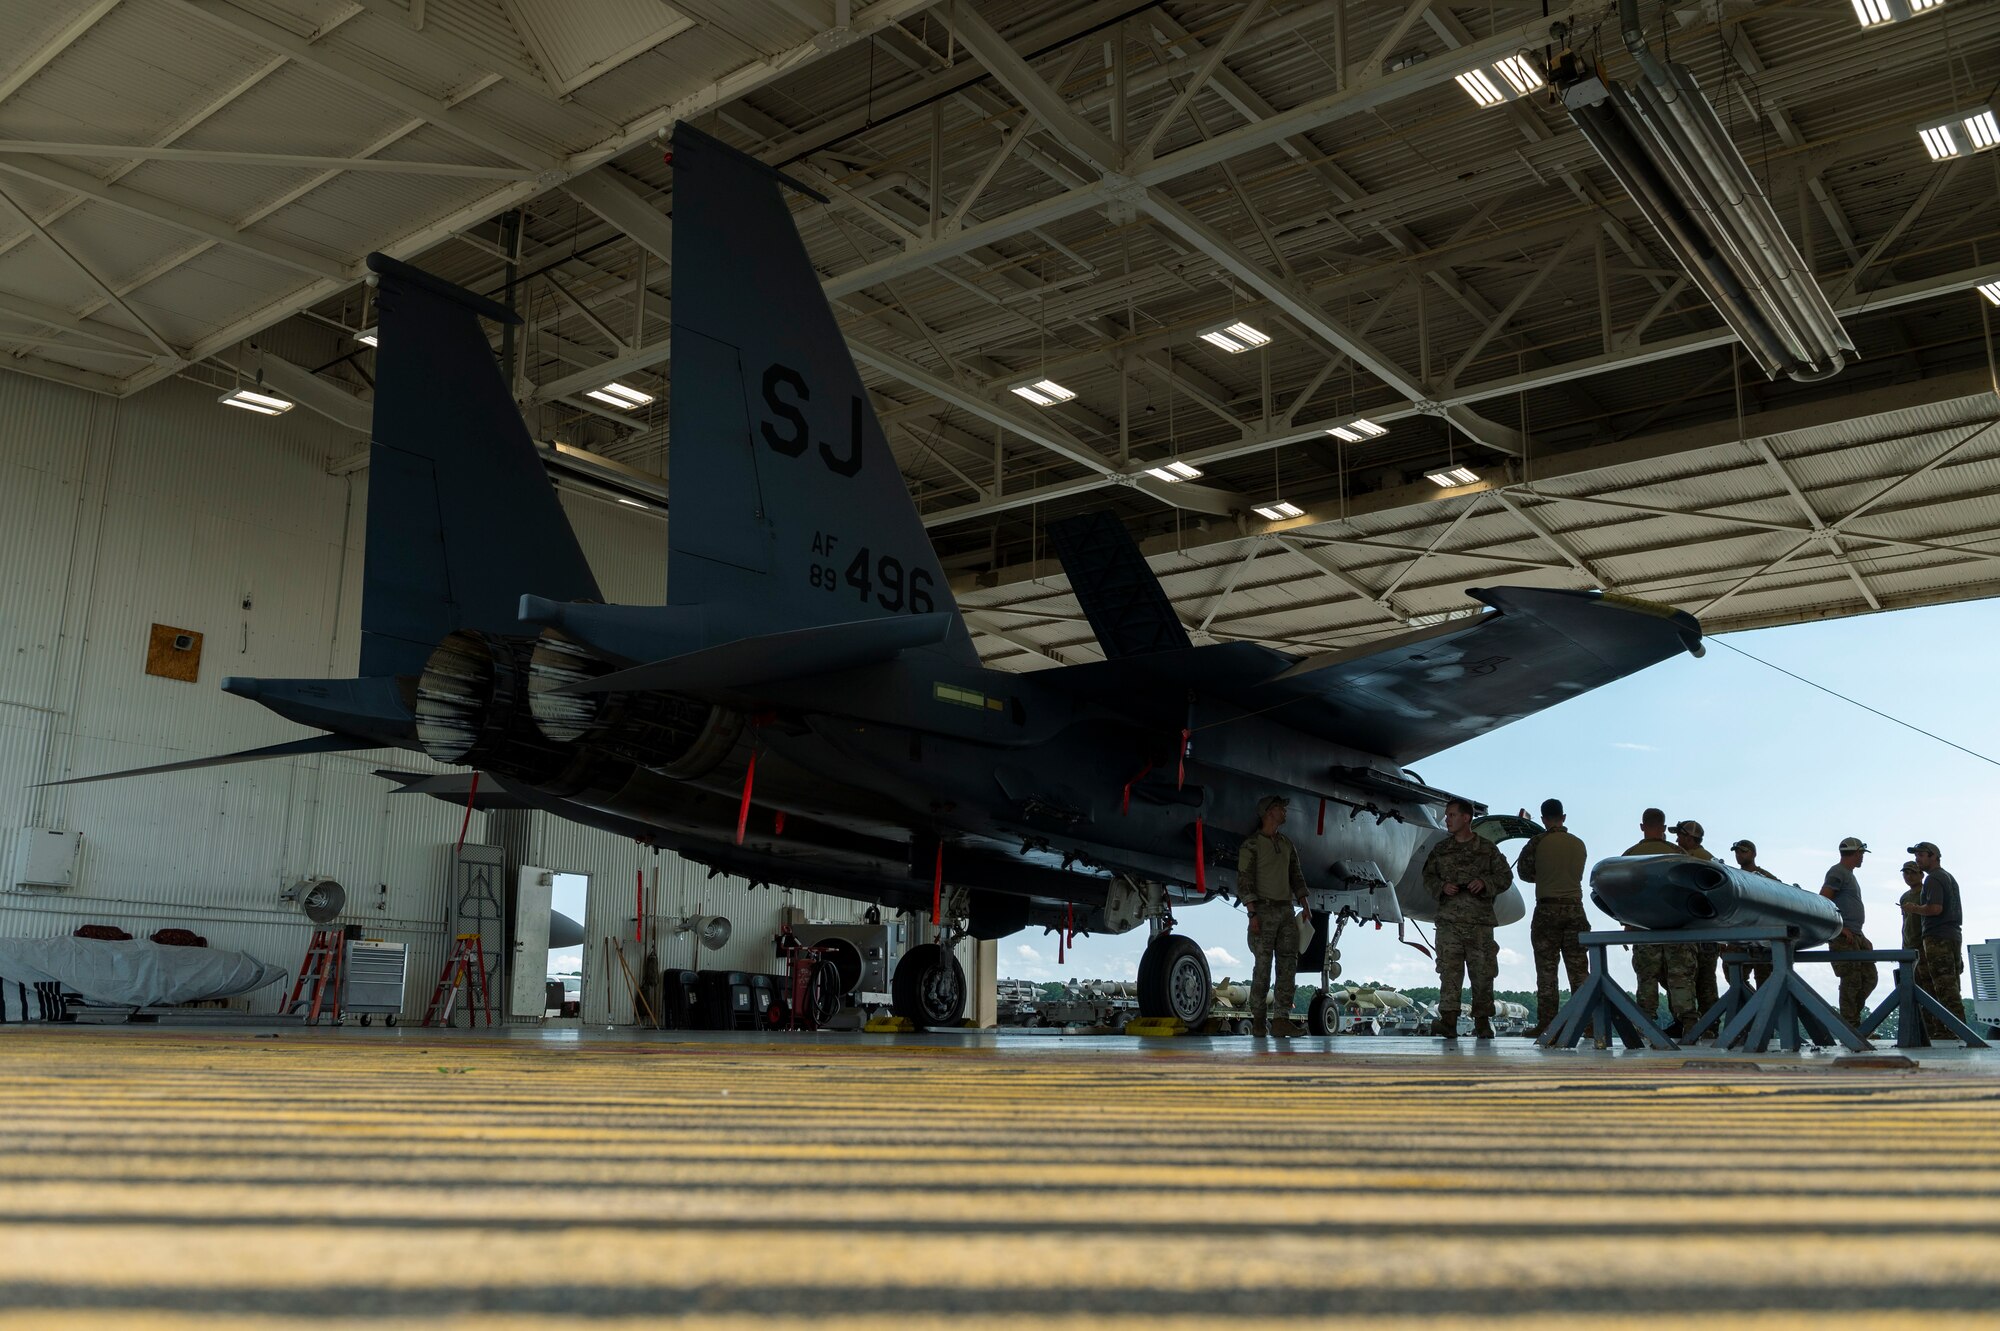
[284,928,347,1025]
[422,933,493,1027]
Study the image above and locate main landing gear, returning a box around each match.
[891,890,968,1029]
[1137,913,1212,1030]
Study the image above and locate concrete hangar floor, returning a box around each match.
[0,1025,1996,1327]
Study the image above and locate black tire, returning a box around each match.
[358,1014,372,1027]
[1307,990,1340,1036]
[1137,934,1211,1028]
[384,1014,397,1027]
[891,943,966,1028]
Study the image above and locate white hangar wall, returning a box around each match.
[0,369,899,1020]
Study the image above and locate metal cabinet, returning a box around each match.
[342,940,408,1022]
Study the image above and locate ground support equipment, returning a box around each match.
[284,927,348,1025]
[1693,933,1875,1052]
[1536,928,1740,1050]
[422,933,493,1027]
[1839,949,1989,1049]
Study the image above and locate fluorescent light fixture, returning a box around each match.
[1556,31,1853,382]
[1252,501,1304,521]
[1455,69,1505,108]
[1978,279,2000,306]
[586,381,655,409]
[1328,418,1388,443]
[1010,377,1075,406]
[1852,0,1946,25]
[355,326,378,347]
[1458,56,1542,108]
[1144,459,1204,483]
[1493,55,1544,96]
[218,387,294,416]
[1196,319,1271,353]
[1425,467,1480,487]
[1915,105,1999,160]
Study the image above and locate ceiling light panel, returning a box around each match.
[1197,319,1271,353]
[1455,69,1505,108]
[1010,378,1075,406]
[585,381,654,409]
[218,387,294,416]
[1425,467,1479,487]
[1253,501,1304,521]
[1978,279,2000,306]
[1494,55,1543,95]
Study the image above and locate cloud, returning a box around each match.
[1016,944,1042,961]
[1497,947,1522,966]
[1611,741,1656,752]
[1205,945,1241,967]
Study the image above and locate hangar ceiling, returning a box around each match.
[2,0,1997,663]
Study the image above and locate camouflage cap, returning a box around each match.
[1730,838,1756,853]
[1901,860,1923,875]
[1671,819,1704,839]
[1256,794,1289,815]
[1838,836,1868,854]
[1907,840,1941,856]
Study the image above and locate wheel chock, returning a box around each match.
[864,1015,918,1033]
[1123,1017,1189,1037]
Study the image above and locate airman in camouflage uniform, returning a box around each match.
[1237,795,1308,1038]
[1518,797,1589,1038]
[1625,808,1698,1033]
[1906,842,1964,1041]
[1423,797,1514,1040]
[1672,820,1723,1024]
[1729,839,1782,988]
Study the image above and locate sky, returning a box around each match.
[1005,598,1999,1007]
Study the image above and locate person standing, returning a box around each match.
[1729,839,1782,987]
[1518,798,1589,1038]
[1423,798,1514,1040]
[1820,837,1877,1029]
[1624,809,1696,1035]
[1236,795,1308,1038]
[1906,841,1964,1040]
[1672,820,1722,1022]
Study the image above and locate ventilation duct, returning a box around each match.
[1554,0,1854,381]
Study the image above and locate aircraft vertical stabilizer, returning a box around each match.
[667,124,977,668]
[361,253,601,679]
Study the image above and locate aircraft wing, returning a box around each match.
[1256,587,1703,763]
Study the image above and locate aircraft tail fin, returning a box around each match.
[1046,511,1193,658]
[360,253,601,679]
[666,124,977,667]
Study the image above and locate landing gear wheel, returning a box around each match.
[1307,990,1339,1036]
[891,943,966,1028]
[1137,933,1211,1029]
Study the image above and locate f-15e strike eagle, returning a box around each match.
[69,125,1704,1029]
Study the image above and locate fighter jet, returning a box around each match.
[60,125,1704,1030]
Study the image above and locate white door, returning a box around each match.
[512,867,554,1017]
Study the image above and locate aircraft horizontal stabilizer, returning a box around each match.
[1267,587,1703,763]
[39,735,378,787]
[558,612,956,696]
[374,769,536,810]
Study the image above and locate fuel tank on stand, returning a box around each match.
[1589,855,1842,945]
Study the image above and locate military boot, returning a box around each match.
[1432,1012,1459,1039]
[1270,1016,1301,1038]
[1523,1020,1549,1040]
[1249,1013,1268,1038]
[1473,1017,1496,1040]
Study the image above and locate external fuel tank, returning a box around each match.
[1589,855,1842,945]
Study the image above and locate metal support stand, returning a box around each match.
[1844,950,1989,1049]
[1705,936,1867,1052]
[1538,930,1686,1050]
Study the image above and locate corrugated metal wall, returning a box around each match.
[0,370,885,1021]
